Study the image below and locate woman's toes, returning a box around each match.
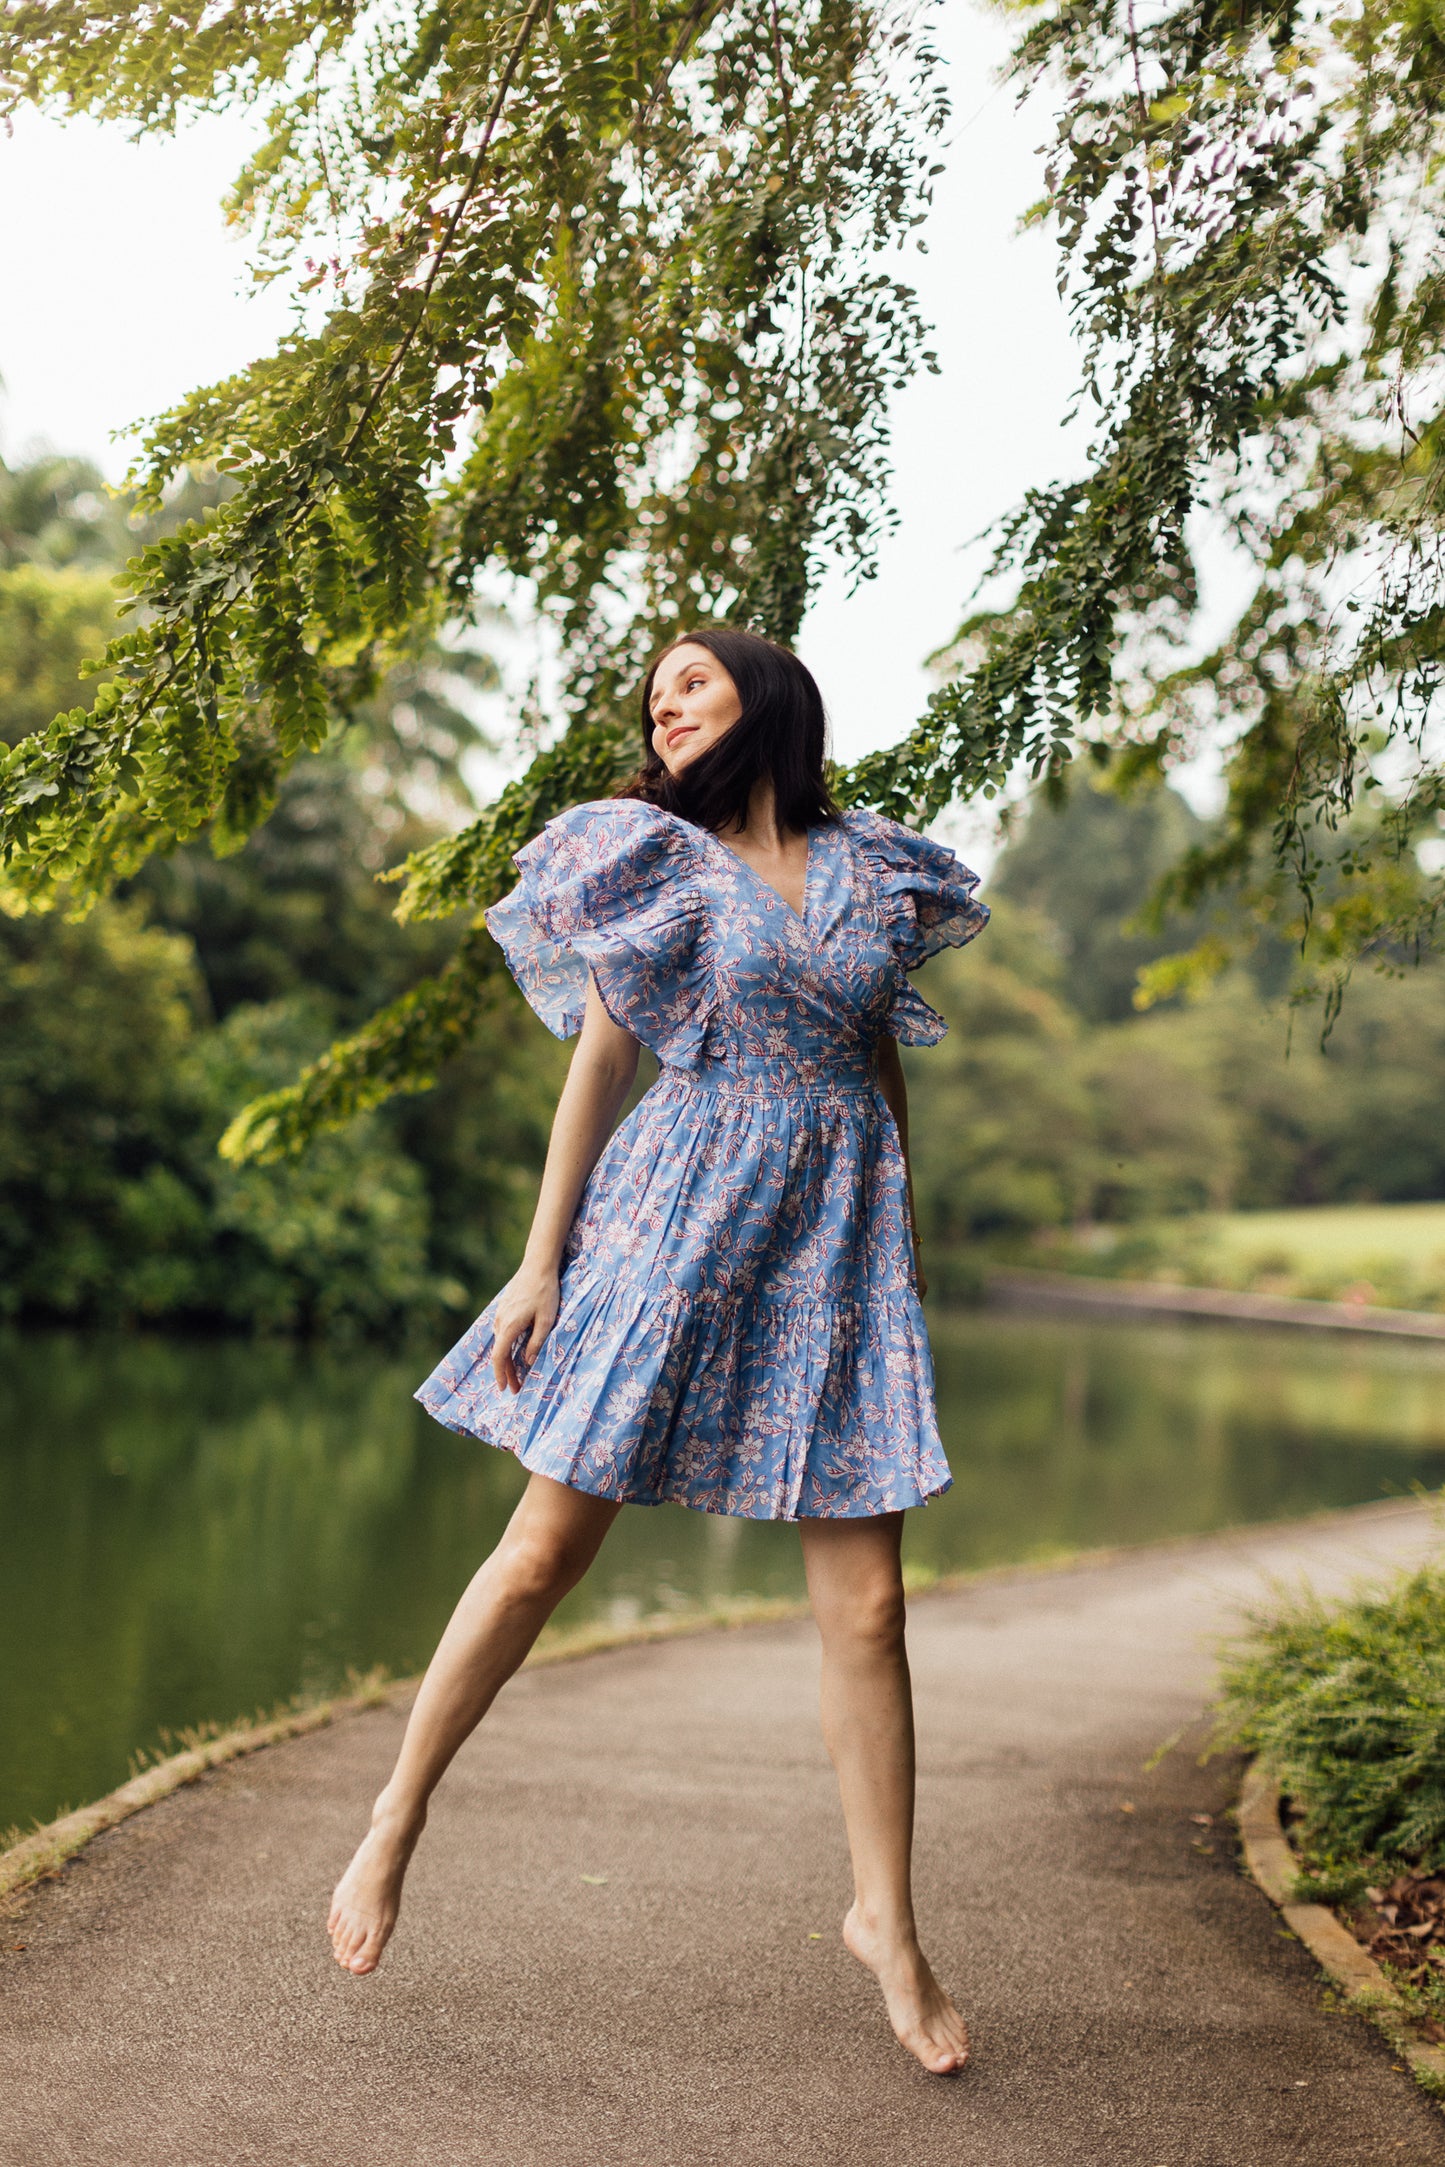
[331,1910,368,1966]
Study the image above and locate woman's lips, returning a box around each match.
[666,724,698,749]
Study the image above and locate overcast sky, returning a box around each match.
[0,8,1085,834]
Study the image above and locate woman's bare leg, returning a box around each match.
[798,1513,969,2075]
[327,1471,621,1976]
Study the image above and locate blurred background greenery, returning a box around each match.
[905,783,1445,1307]
[4,445,1444,1337]
[1,450,569,1336]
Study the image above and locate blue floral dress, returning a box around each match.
[415,800,988,1519]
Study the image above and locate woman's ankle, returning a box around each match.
[846,1895,920,1954]
[369,1786,427,1841]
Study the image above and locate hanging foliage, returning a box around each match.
[0,0,945,1154]
[909,0,1445,1008]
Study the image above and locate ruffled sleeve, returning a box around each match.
[484,799,715,1068]
[843,807,989,1046]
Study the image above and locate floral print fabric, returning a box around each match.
[414,800,988,1519]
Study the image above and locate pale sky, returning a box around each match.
[0,7,1085,838]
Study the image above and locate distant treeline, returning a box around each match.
[906,784,1445,1284]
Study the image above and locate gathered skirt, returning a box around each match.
[414,1066,953,1521]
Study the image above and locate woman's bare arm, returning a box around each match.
[876,1036,926,1299]
[491,978,641,1392]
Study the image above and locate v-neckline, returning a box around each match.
[707,825,813,928]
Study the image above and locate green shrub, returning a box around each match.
[1216,1555,1445,1867]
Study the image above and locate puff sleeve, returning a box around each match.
[484,799,716,1068]
[843,806,989,1046]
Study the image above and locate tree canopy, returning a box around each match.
[0,0,945,1155]
[1,0,1443,1159]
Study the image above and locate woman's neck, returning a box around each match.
[726,779,786,849]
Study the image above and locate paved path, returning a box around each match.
[5,1500,1445,2167]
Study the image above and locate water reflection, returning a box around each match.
[3,1312,1443,1832]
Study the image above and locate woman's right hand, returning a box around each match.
[490,1261,562,1393]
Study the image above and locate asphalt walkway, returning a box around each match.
[5,1499,1445,2166]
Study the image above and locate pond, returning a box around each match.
[5,1310,1445,1835]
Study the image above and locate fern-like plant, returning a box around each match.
[1217,1558,1445,1869]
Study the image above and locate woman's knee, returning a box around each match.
[492,1527,590,1607]
[818,1573,907,1656]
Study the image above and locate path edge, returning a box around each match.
[988,1266,1445,1339]
[0,1596,817,1909]
[0,1682,395,1909]
[1237,1762,1445,2100]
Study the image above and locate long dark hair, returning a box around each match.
[618,625,839,835]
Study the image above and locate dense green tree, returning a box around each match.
[906,904,1239,1247]
[0,562,119,749]
[0,903,448,1331]
[989,780,1214,1025]
[1139,973,1445,1212]
[0,446,565,1330]
[187,999,444,1335]
[0,875,572,1332]
[0,451,129,750]
[0,902,201,1319]
[906,912,1095,1249]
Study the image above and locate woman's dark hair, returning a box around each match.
[618,625,839,835]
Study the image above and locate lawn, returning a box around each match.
[1041,1201,1445,1312]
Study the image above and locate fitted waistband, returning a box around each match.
[660,1053,880,1098]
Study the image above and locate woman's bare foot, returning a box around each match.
[327,1794,424,1976]
[843,1902,970,2074]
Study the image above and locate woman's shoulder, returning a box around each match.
[486,799,713,1050]
[510,797,707,916]
[838,804,956,874]
[838,804,988,962]
[536,795,698,855]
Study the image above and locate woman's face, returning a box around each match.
[648,643,742,777]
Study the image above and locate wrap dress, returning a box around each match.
[415,799,988,1519]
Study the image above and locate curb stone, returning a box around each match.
[1237,1762,1445,2101]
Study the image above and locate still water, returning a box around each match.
[5,1311,1445,1833]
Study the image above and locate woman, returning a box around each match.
[327,627,988,2075]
